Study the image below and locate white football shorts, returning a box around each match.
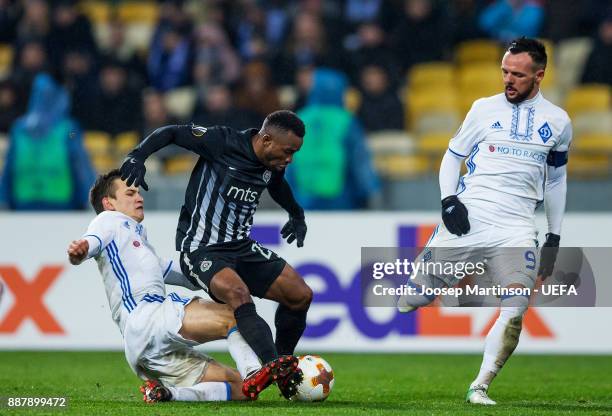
[123,294,213,387]
[419,218,538,289]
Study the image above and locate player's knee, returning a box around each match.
[499,291,529,322]
[225,285,252,306]
[287,284,312,311]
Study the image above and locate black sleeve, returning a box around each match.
[267,175,304,219]
[130,124,227,159]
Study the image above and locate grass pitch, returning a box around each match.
[1,351,610,415]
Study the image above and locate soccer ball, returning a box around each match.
[292,355,335,402]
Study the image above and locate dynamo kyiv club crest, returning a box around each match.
[538,122,552,143]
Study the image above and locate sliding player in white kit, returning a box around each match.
[67,169,264,403]
[397,38,571,404]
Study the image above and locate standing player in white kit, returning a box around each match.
[67,169,266,403]
[397,37,571,405]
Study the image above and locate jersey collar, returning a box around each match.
[515,90,543,107]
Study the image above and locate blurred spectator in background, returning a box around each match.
[140,89,178,138]
[448,0,486,46]
[392,0,450,72]
[272,11,340,85]
[62,48,97,129]
[147,23,193,91]
[581,12,612,86]
[292,64,314,111]
[0,0,18,42]
[90,59,142,135]
[0,80,21,133]
[99,18,148,89]
[11,38,49,105]
[234,60,280,124]
[357,64,404,132]
[231,0,267,60]
[15,0,50,44]
[479,0,544,43]
[287,68,379,210]
[47,0,98,71]
[192,83,258,130]
[343,21,401,86]
[0,73,94,210]
[193,22,241,88]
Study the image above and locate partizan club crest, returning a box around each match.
[200,259,212,272]
[263,170,272,183]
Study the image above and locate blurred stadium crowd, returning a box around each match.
[0,0,610,210]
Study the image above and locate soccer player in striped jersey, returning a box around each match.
[67,170,277,402]
[119,110,311,398]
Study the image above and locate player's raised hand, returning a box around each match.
[68,239,90,265]
[119,153,149,191]
[441,195,470,236]
[538,233,560,280]
[281,216,307,247]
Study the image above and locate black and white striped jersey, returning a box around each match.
[171,125,283,252]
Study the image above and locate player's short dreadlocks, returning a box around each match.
[264,110,306,138]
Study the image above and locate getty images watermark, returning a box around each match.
[360,247,609,307]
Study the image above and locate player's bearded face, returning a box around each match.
[501,52,543,104]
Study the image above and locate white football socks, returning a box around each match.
[167,382,230,401]
[471,304,526,389]
[227,326,262,379]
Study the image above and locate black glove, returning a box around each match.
[281,216,307,247]
[119,153,149,191]
[538,233,560,280]
[441,195,470,236]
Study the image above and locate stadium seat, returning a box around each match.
[572,133,612,153]
[117,2,159,25]
[456,39,502,66]
[414,112,461,136]
[565,84,611,119]
[374,154,430,179]
[124,23,156,54]
[84,131,112,156]
[416,132,451,156]
[164,87,197,121]
[573,111,612,136]
[279,85,297,109]
[78,1,112,24]
[406,87,459,129]
[0,43,13,78]
[408,62,454,91]
[165,155,197,175]
[555,37,593,92]
[458,63,501,91]
[345,87,361,113]
[567,154,610,178]
[91,154,117,173]
[115,131,139,156]
[367,130,415,155]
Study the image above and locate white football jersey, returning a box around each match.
[448,92,572,229]
[83,211,175,334]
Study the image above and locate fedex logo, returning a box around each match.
[0,266,64,334]
[252,224,553,339]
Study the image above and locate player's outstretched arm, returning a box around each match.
[67,239,90,265]
[120,124,227,190]
[268,177,307,247]
[439,150,470,236]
